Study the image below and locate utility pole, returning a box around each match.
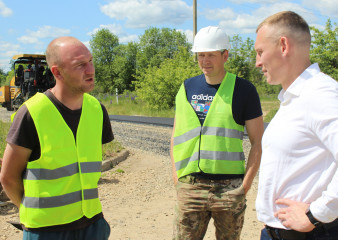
[193,0,197,38]
[193,0,197,61]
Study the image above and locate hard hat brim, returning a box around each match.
[191,47,228,53]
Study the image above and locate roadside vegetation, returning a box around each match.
[0,121,10,161]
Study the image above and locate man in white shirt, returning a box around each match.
[254,11,338,240]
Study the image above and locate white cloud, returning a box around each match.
[17,35,41,45]
[100,0,192,28]
[0,41,22,71]
[0,51,20,71]
[253,2,316,23]
[303,0,338,19]
[88,23,124,36]
[120,34,139,43]
[228,0,277,3]
[18,26,71,45]
[204,8,236,21]
[310,23,326,31]
[205,2,317,35]
[32,26,71,39]
[0,0,13,17]
[218,14,259,35]
[0,58,11,71]
[0,42,20,52]
[178,29,193,43]
[88,24,139,44]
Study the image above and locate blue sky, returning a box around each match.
[0,0,337,72]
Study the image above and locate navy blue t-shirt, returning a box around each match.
[184,74,262,126]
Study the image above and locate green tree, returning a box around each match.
[136,27,191,75]
[310,19,338,80]
[135,47,200,110]
[5,69,14,85]
[0,68,6,86]
[90,28,119,92]
[225,35,281,96]
[113,42,138,92]
[225,35,256,80]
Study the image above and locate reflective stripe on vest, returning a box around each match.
[22,188,99,208]
[173,126,244,146]
[173,72,245,179]
[19,93,103,228]
[23,162,102,180]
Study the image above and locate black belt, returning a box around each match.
[265,218,338,240]
[179,175,242,185]
[265,226,307,240]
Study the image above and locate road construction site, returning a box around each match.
[0,107,261,240]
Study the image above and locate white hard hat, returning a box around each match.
[191,26,231,52]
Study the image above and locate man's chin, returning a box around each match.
[84,83,95,93]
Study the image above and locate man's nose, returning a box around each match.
[255,55,262,68]
[86,62,95,74]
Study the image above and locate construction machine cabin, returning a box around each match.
[0,54,55,111]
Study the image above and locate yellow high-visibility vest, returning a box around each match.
[19,93,103,228]
[173,72,245,179]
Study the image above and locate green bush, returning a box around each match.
[135,47,200,110]
[103,140,124,159]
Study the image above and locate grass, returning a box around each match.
[260,95,280,122]
[114,168,125,173]
[264,108,279,122]
[96,93,175,118]
[103,140,124,159]
[0,121,11,160]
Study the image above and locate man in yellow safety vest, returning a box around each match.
[1,36,113,240]
[171,26,264,240]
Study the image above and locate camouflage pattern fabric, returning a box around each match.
[173,176,246,240]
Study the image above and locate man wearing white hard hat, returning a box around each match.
[170,26,264,239]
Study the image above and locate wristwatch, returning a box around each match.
[306,210,323,227]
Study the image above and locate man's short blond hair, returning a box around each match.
[257,11,311,46]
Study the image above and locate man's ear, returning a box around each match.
[223,50,229,62]
[280,36,289,56]
[50,66,62,80]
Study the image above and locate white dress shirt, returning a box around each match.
[256,63,338,228]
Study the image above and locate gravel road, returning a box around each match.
[111,121,172,156]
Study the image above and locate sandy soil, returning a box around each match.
[0,147,262,240]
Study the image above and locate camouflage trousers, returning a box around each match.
[173,175,246,240]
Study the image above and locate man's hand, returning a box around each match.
[274,199,315,232]
[0,143,30,207]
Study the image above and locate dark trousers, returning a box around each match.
[23,217,110,240]
[260,223,338,240]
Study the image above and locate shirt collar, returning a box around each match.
[278,63,320,103]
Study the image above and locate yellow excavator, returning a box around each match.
[0,54,55,111]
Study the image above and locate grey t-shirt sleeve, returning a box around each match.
[6,104,39,150]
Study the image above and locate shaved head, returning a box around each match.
[46,36,86,68]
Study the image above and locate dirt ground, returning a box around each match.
[0,147,262,240]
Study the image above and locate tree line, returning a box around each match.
[1,19,336,111]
